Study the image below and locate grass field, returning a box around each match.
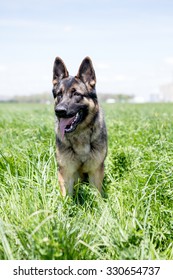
[0,102,173,260]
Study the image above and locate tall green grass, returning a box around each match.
[0,102,173,259]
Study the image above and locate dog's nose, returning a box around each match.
[55,105,67,118]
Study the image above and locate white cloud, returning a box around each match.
[0,65,7,72]
[95,62,110,70]
[114,75,136,82]
[114,75,126,82]
[0,19,35,27]
[63,25,73,32]
[164,56,173,65]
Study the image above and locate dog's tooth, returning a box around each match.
[75,112,79,121]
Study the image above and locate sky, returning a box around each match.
[0,0,173,100]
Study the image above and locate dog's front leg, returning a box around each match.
[58,167,75,196]
[88,163,104,193]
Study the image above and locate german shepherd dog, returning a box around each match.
[52,57,107,196]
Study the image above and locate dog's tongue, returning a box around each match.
[59,116,75,139]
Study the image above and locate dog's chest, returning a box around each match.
[69,134,91,162]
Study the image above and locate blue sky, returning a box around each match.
[0,0,173,99]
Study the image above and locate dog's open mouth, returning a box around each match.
[59,111,82,139]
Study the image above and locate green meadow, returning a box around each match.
[0,102,173,260]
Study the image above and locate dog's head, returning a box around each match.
[52,57,98,138]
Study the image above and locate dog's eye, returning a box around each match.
[74,91,81,97]
[71,88,76,93]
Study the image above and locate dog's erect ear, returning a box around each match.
[76,57,96,91]
[53,57,69,85]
